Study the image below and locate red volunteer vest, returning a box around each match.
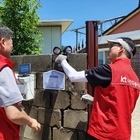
[87,58,140,140]
[0,55,20,140]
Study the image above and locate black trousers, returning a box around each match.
[87,134,99,140]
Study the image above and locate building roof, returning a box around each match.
[79,6,140,53]
[38,19,74,34]
[99,30,140,45]
[102,6,140,35]
[79,30,140,53]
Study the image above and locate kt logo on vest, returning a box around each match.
[121,76,127,83]
[120,76,140,90]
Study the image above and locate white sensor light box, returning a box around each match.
[43,70,65,90]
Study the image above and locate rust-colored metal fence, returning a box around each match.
[86,21,98,121]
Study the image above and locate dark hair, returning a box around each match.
[120,37,136,59]
[0,24,13,40]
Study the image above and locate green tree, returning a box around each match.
[0,0,42,55]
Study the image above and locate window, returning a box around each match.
[98,48,110,65]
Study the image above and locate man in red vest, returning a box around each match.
[0,24,41,140]
[55,37,140,140]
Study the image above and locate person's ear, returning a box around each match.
[0,38,5,46]
[118,46,125,54]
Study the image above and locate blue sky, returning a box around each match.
[37,0,139,47]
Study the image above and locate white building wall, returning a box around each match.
[38,26,61,54]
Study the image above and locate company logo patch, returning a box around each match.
[120,76,140,89]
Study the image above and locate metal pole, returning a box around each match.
[76,30,78,51]
[86,20,98,122]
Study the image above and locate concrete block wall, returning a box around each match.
[11,53,140,140]
[11,54,88,140]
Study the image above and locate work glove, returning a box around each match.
[55,54,67,64]
[81,94,93,105]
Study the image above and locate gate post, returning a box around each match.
[86,21,98,121]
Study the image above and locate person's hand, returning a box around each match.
[55,54,67,64]
[81,94,93,105]
[28,118,41,132]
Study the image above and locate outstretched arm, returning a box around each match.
[55,54,87,82]
[55,54,111,87]
[61,60,88,82]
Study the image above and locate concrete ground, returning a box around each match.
[131,96,140,140]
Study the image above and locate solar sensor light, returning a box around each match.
[53,46,61,55]
[53,46,72,68]
[63,46,72,55]
[53,46,72,55]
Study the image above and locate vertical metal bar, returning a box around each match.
[86,21,98,121]
[76,30,78,51]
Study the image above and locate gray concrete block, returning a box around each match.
[64,110,88,131]
[53,127,77,140]
[38,108,61,127]
[68,53,87,71]
[28,106,38,119]
[71,82,87,91]
[11,55,24,71]
[23,55,52,72]
[50,91,70,109]
[65,77,73,91]
[65,76,86,91]
[36,72,43,89]
[20,125,51,140]
[22,104,38,119]
[33,89,50,108]
[20,125,43,140]
[71,92,87,110]
[8,54,112,140]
